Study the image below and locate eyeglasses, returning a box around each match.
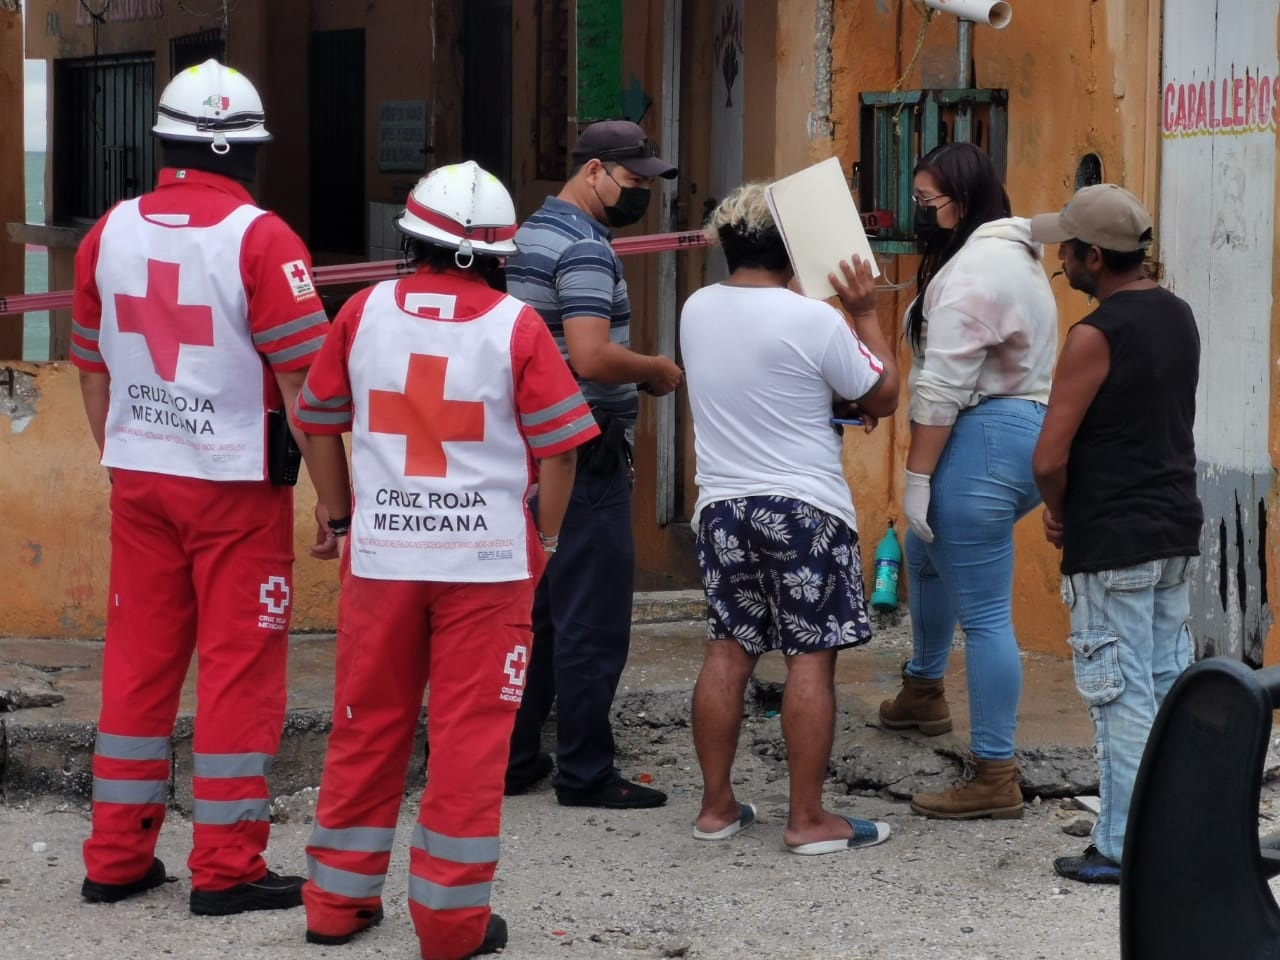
[912,192,951,207]
[594,138,660,161]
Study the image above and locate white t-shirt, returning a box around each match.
[680,283,884,533]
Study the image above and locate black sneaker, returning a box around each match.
[464,914,508,957]
[556,776,667,809]
[505,752,554,796]
[190,869,305,916]
[82,857,169,903]
[1054,845,1121,885]
[306,905,384,945]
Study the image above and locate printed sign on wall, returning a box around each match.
[377,100,428,174]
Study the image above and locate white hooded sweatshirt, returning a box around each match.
[908,216,1058,426]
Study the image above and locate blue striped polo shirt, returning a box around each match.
[506,196,638,424]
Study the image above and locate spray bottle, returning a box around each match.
[870,520,902,611]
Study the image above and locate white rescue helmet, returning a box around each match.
[396,161,519,264]
[152,59,272,154]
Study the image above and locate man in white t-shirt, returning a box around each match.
[680,182,899,855]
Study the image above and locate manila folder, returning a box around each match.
[764,156,879,300]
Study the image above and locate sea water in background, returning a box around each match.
[24,150,49,361]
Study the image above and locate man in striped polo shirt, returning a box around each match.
[504,120,683,809]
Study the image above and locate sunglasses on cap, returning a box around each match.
[594,138,660,161]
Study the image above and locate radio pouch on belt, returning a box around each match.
[267,409,302,486]
[578,407,631,476]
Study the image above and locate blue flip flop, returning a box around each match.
[787,815,891,855]
[692,802,758,841]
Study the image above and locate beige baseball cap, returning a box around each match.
[1029,183,1153,252]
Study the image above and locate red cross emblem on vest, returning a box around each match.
[114,259,215,382]
[369,354,485,477]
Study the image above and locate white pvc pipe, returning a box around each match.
[921,0,1013,29]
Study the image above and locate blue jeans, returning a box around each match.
[905,398,1044,759]
[1062,556,1195,862]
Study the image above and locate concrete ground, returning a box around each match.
[0,593,1096,803]
[0,595,1272,959]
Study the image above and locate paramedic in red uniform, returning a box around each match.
[292,161,599,959]
[71,60,331,915]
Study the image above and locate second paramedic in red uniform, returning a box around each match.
[293,161,599,959]
[72,60,330,915]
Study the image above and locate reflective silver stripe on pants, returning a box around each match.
[411,823,499,865]
[192,798,270,825]
[309,824,397,853]
[192,752,272,779]
[307,858,386,899]
[95,733,171,762]
[408,877,491,911]
[93,778,169,805]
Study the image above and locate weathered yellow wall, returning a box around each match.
[8,0,1183,654]
[0,364,338,638]
[808,0,1163,655]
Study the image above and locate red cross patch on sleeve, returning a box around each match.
[281,260,316,301]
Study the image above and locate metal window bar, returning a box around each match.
[858,88,1008,254]
[308,30,366,255]
[57,54,157,222]
[170,29,226,76]
[534,0,569,180]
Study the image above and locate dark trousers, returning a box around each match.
[508,453,635,792]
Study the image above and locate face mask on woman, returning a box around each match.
[913,204,954,250]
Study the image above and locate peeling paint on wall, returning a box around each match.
[1160,0,1278,662]
[1195,467,1273,665]
[812,0,835,141]
[0,368,40,435]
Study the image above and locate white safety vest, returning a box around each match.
[347,281,532,582]
[96,199,270,481]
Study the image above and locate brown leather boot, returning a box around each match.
[878,668,953,736]
[910,755,1024,820]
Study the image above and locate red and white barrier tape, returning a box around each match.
[0,213,893,318]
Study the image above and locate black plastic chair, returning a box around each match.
[1122,656,1280,959]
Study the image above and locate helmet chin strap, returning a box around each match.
[454,239,475,270]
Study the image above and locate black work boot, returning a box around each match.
[82,858,170,904]
[190,869,305,916]
[462,914,508,957]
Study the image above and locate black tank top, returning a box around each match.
[1061,286,1203,575]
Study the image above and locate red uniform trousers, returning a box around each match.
[303,557,540,960]
[82,469,293,891]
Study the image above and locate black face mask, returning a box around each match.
[913,204,954,250]
[596,171,651,228]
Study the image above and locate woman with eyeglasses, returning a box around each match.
[869,141,1057,820]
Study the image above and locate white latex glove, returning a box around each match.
[904,470,935,543]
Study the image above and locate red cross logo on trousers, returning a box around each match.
[368,354,485,477]
[259,576,291,615]
[504,645,528,686]
[114,259,215,382]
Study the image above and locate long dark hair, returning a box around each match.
[403,238,507,292]
[907,142,1011,350]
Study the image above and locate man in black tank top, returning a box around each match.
[1029,185,1203,886]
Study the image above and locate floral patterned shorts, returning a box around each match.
[695,495,873,657]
